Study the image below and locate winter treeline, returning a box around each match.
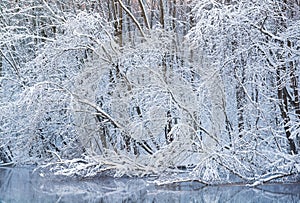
[0,0,299,184]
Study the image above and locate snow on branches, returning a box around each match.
[0,0,299,185]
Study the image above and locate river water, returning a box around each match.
[0,167,299,202]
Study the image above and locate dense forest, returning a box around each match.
[0,0,299,185]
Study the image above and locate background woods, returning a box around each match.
[0,0,299,184]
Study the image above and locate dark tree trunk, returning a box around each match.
[277,69,298,154]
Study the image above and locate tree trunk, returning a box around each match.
[277,69,297,154]
[172,0,176,31]
[159,0,165,29]
[234,57,246,138]
[275,0,298,154]
[112,0,123,46]
[138,0,150,29]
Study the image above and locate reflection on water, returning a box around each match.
[0,167,299,203]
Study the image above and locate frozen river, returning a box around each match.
[0,167,299,202]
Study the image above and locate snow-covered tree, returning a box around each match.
[187,0,300,183]
[0,0,299,185]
